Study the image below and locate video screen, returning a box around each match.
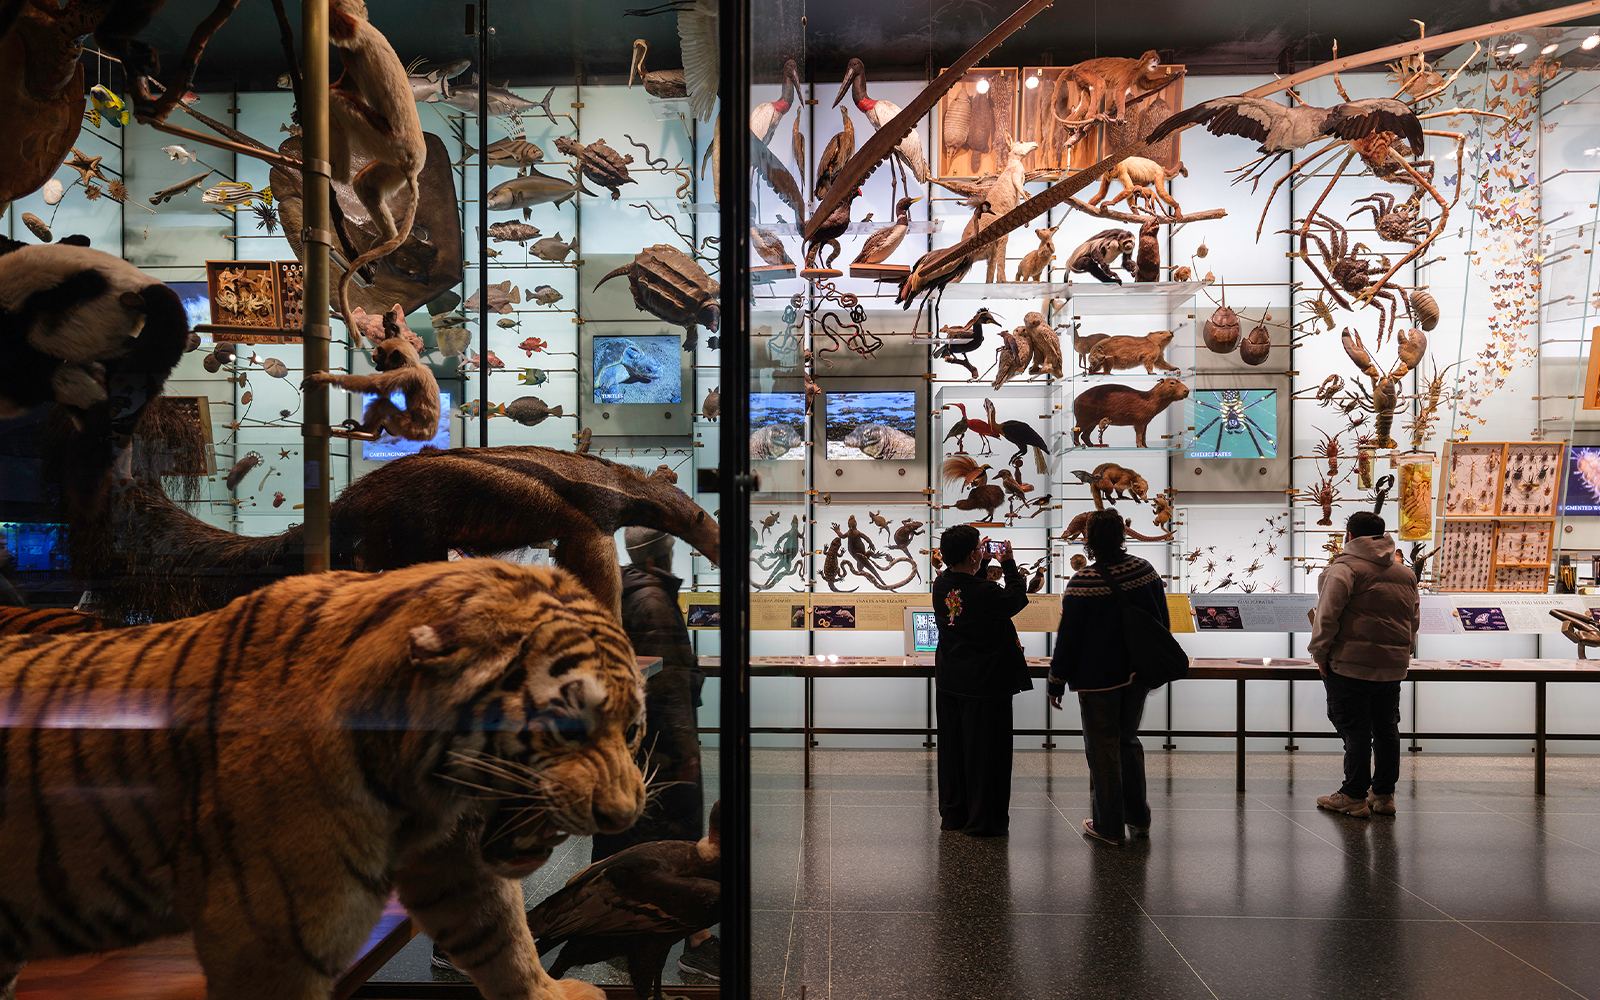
[361,390,453,461]
[0,522,67,572]
[749,392,806,460]
[590,334,680,405]
[910,610,939,652]
[1561,447,1600,516]
[825,390,917,460]
[1186,388,1278,459]
[167,280,210,330]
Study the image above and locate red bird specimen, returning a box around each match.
[984,397,1050,474]
[527,804,721,1000]
[942,455,1005,521]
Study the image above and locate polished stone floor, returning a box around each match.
[372,749,1600,1000]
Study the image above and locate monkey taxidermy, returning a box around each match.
[327,0,427,341]
[304,337,440,441]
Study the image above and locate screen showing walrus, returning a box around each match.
[826,391,917,460]
[1186,388,1277,460]
[750,393,806,460]
[590,334,681,404]
[362,390,453,460]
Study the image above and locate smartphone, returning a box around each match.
[982,540,1007,558]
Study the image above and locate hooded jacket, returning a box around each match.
[1308,534,1420,682]
[932,558,1033,699]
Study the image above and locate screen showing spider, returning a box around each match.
[1187,388,1278,459]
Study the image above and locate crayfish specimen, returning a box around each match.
[1340,326,1425,449]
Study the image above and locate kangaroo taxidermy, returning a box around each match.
[1087,156,1186,215]
[327,0,426,341]
[304,337,440,441]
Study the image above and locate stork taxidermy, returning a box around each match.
[835,56,929,202]
[751,58,802,144]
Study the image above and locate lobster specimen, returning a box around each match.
[1340,326,1425,448]
[1299,475,1341,527]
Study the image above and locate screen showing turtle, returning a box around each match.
[590,334,681,405]
[825,390,917,460]
[749,392,806,460]
[1186,388,1278,460]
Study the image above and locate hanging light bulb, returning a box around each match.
[975,77,991,94]
[1508,42,1528,54]
[1583,33,1600,49]
[1541,42,1560,55]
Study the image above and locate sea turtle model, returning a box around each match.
[553,136,635,199]
[593,340,659,392]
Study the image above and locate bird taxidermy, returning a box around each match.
[852,195,921,265]
[1072,378,1190,448]
[1134,219,1161,283]
[813,105,855,200]
[804,186,862,272]
[305,336,441,441]
[327,0,428,341]
[627,37,687,99]
[1066,229,1136,284]
[984,397,1050,475]
[1014,225,1060,282]
[750,58,801,144]
[1018,310,1064,379]
[750,227,792,266]
[1084,329,1179,375]
[941,455,1005,522]
[835,57,930,200]
[931,306,997,379]
[594,245,720,352]
[1072,463,1148,509]
[1085,156,1186,216]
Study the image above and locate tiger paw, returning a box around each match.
[548,979,606,1000]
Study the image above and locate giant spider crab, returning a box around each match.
[1349,193,1431,246]
[1297,213,1411,341]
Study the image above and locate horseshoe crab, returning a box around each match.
[553,136,635,200]
[595,245,720,352]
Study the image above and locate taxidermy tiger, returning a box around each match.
[0,559,642,1000]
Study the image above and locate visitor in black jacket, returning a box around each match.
[932,524,1033,837]
[1047,510,1168,846]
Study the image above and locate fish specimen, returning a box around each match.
[483,133,545,168]
[519,337,548,356]
[437,327,471,356]
[149,170,215,205]
[441,78,546,117]
[161,144,199,164]
[88,84,129,127]
[463,280,521,314]
[628,38,687,99]
[518,369,549,386]
[530,233,576,262]
[486,220,541,243]
[202,181,268,206]
[531,284,563,305]
[553,136,635,199]
[496,317,520,329]
[405,56,471,103]
[431,311,467,329]
[486,166,595,210]
[852,195,921,264]
[459,349,504,372]
[505,395,564,426]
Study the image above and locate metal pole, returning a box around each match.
[477,0,489,446]
[300,0,331,574]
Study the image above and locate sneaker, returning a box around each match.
[1367,792,1396,815]
[1317,792,1372,818]
[430,942,462,973]
[1081,818,1122,846]
[1128,823,1151,840]
[678,934,721,980]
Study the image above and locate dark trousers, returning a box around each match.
[1078,684,1151,840]
[936,691,1014,836]
[1323,669,1402,798]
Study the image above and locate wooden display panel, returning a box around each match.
[275,260,304,330]
[1018,64,1183,175]
[1434,519,1495,592]
[1498,441,1564,516]
[1440,441,1505,518]
[205,260,279,330]
[934,68,1019,180]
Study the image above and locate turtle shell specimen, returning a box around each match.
[1410,289,1440,331]
[595,245,721,352]
[1239,321,1271,366]
[1203,305,1241,354]
[554,136,635,200]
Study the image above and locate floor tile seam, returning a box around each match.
[1124,893,1224,1000]
[1140,914,1462,922]
[1451,921,1597,1000]
[1471,803,1600,859]
[1249,796,1459,921]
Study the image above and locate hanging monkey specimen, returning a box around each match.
[303,337,440,440]
[327,0,426,341]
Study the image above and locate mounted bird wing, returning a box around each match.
[1145,97,1276,146]
[804,0,1054,240]
[1323,99,1425,156]
[1340,328,1382,380]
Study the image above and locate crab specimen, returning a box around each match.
[1297,212,1409,342]
[1348,192,1429,246]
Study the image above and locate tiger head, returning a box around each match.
[403,561,647,877]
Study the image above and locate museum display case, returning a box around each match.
[9,0,1600,995]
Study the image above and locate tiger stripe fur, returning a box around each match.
[0,560,642,1000]
[0,606,110,635]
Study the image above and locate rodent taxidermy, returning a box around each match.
[0,559,643,1000]
[1072,378,1190,448]
[328,0,427,341]
[304,336,441,440]
[1085,329,1179,375]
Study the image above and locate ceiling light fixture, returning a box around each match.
[1584,33,1600,49]
[1542,42,1560,54]
[975,77,990,94]
[1509,42,1528,54]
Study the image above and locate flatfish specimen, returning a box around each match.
[463,280,521,314]
[530,234,575,262]
[437,326,472,356]
[593,340,659,391]
[486,221,541,244]
[531,284,562,305]
[750,424,802,459]
[842,423,915,459]
[505,395,564,426]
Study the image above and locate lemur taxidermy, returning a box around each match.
[304,337,440,440]
[327,0,426,341]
